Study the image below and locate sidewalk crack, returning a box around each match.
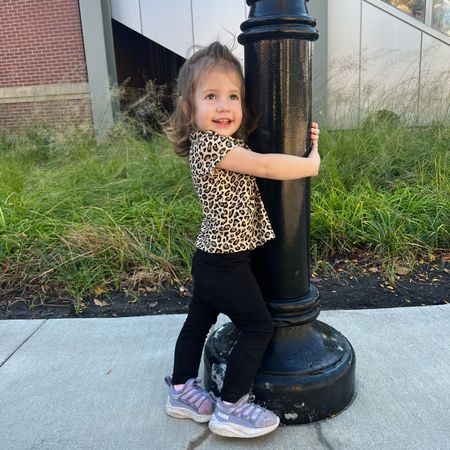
[185,428,211,450]
[314,422,335,450]
[0,320,47,369]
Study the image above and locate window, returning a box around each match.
[432,0,450,35]
[382,0,426,22]
[382,0,450,35]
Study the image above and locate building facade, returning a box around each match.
[109,0,450,128]
[1,0,449,134]
[0,0,92,131]
[0,0,117,134]
[312,0,450,127]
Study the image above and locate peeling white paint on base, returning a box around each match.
[211,362,227,391]
[294,402,306,408]
[214,325,227,338]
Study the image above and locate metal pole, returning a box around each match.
[204,0,356,424]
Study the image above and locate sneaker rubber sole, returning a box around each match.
[165,398,212,423]
[208,415,280,438]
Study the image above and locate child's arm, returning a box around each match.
[217,123,321,180]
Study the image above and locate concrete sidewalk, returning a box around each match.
[0,305,449,450]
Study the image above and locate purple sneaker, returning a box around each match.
[164,376,215,423]
[209,394,280,438]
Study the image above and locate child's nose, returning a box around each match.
[216,99,230,111]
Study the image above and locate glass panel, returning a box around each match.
[432,0,450,35]
[381,0,426,22]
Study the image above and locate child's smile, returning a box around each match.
[194,68,243,137]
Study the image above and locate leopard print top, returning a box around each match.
[189,130,275,253]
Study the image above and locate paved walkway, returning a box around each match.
[1,305,449,449]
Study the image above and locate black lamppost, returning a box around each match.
[204,0,356,424]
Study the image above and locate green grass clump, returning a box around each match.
[0,120,448,305]
[312,122,449,266]
[0,122,201,303]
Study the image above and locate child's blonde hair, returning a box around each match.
[165,41,254,157]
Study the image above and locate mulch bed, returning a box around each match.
[1,260,448,320]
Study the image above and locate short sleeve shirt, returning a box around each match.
[189,130,275,253]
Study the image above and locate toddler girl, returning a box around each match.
[164,41,320,438]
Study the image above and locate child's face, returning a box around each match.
[193,67,243,137]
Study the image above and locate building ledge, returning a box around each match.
[0,83,90,104]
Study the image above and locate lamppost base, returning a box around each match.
[204,317,355,425]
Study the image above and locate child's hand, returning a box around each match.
[307,140,321,176]
[310,122,320,145]
[308,123,321,176]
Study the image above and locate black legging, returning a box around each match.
[172,248,273,403]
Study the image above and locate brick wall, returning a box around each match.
[0,0,92,131]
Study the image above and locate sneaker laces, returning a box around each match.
[166,376,214,410]
[224,394,268,424]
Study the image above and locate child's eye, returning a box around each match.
[205,94,216,100]
[230,94,239,100]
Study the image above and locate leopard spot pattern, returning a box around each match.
[189,130,275,254]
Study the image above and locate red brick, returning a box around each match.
[0,0,91,131]
[0,0,87,88]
